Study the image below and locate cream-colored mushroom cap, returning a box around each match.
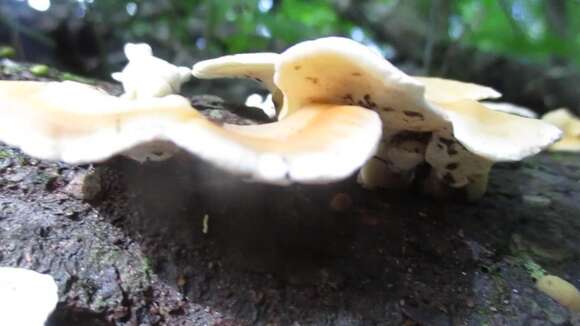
[274,37,446,127]
[0,80,381,184]
[541,108,580,151]
[433,100,562,161]
[0,267,58,326]
[424,98,560,200]
[192,53,282,106]
[415,77,501,103]
[542,109,580,131]
[537,274,580,312]
[193,53,278,87]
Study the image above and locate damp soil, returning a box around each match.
[1,60,580,325]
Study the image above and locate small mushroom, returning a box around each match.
[536,274,580,312]
[0,267,58,326]
[112,43,191,99]
[541,109,580,152]
[193,37,561,199]
[110,43,192,162]
[0,79,381,184]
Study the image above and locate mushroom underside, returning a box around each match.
[357,127,494,200]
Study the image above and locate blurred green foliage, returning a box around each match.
[4,0,580,67]
[85,0,354,54]
[455,0,580,64]
[87,0,579,64]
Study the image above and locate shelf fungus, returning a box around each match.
[0,43,382,184]
[541,109,580,152]
[193,37,562,199]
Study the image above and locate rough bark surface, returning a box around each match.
[1,61,580,325]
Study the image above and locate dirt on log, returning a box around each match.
[1,61,580,325]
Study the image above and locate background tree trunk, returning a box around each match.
[334,0,580,116]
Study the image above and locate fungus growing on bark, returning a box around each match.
[0,38,561,197]
[193,37,561,199]
[0,42,381,184]
[541,109,580,152]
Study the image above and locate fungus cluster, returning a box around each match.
[0,37,562,199]
[193,37,561,199]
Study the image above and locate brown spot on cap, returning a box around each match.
[403,111,424,119]
[438,138,455,147]
[443,172,455,184]
[446,162,458,170]
[343,94,354,104]
[306,77,319,84]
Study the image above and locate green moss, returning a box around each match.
[142,256,153,280]
[33,171,53,185]
[60,72,96,84]
[30,64,50,76]
[0,46,16,58]
[524,258,547,280]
